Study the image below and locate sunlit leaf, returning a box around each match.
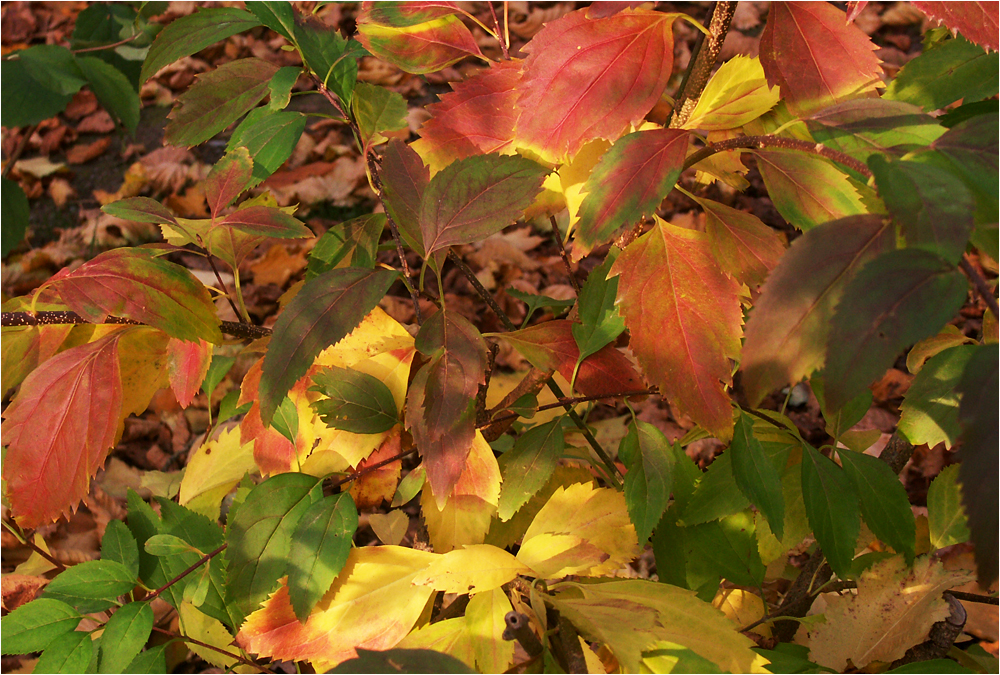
[682,55,780,131]
[806,99,946,163]
[412,545,532,595]
[140,7,261,83]
[496,420,563,521]
[311,365,399,434]
[287,493,358,621]
[352,82,408,152]
[915,2,1000,51]
[165,338,212,409]
[839,449,915,563]
[884,37,998,112]
[356,3,483,75]
[178,427,256,520]
[692,194,785,287]
[41,559,136,613]
[34,630,93,674]
[348,431,404,509]
[906,325,976,375]
[926,464,970,550]
[618,420,674,543]
[306,214,384,278]
[466,587,515,673]
[801,444,859,578]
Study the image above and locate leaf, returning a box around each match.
[41,560,136,614]
[380,139,429,256]
[517,482,640,578]
[165,58,280,147]
[612,218,743,440]
[0,599,81,655]
[906,325,975,375]
[801,444,859,578]
[682,55,780,131]
[330,648,475,674]
[179,427,255,519]
[692,194,785,287]
[869,155,973,263]
[2,176,29,258]
[310,366,399,434]
[287,493,359,621]
[802,556,973,670]
[225,473,320,624]
[165,338,212,409]
[806,99,946,163]
[76,56,140,134]
[268,66,299,111]
[755,469,811,565]
[420,153,548,255]
[356,3,483,75]
[681,451,750,526]
[514,8,680,163]
[102,197,179,226]
[730,412,784,540]
[43,248,222,343]
[901,344,977,450]
[0,59,73,128]
[466,587,515,673]
[35,630,93,674]
[753,149,869,231]
[259,267,397,425]
[124,645,167,674]
[685,512,766,590]
[573,129,689,257]
[741,215,895,406]
[926,464,970,550]
[2,333,124,528]
[572,250,626,377]
[408,311,488,501]
[140,7,261,83]
[145,534,200,556]
[236,546,438,672]
[216,205,311,239]
[824,249,968,411]
[411,60,521,171]
[352,82,408,152]
[618,420,674,543]
[348,430,404,510]
[227,108,306,187]
[293,13,365,104]
[759,2,881,116]
[839,450,916,563]
[306,214,384,278]
[204,147,253,218]
[548,579,763,674]
[914,2,1000,52]
[102,521,139,580]
[496,420,563,521]
[370,510,410,546]
[98,601,153,674]
[884,37,998,112]
[956,345,999,584]
[19,45,87,96]
[412,545,532,595]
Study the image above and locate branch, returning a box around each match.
[327,447,417,491]
[484,388,657,427]
[550,215,580,293]
[71,31,143,54]
[2,310,272,340]
[669,2,738,129]
[959,254,999,318]
[145,543,227,602]
[683,135,873,178]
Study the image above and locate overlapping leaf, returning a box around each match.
[612,218,743,439]
[412,545,532,594]
[293,11,366,103]
[178,427,255,519]
[140,7,261,83]
[838,449,916,563]
[618,420,674,542]
[287,493,358,620]
[310,366,399,434]
[205,147,253,218]
[102,197,179,226]
[692,194,785,287]
[682,55,780,131]
[227,108,307,187]
[806,100,945,162]
[165,338,212,408]
[380,139,429,256]
[898,345,975,449]
[801,444,859,578]
[514,8,680,163]
[884,37,998,112]
[729,412,784,539]
[352,82,408,152]
[915,2,1000,51]
[496,420,564,521]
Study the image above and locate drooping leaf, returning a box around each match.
[753,149,869,231]
[618,420,674,543]
[216,205,311,239]
[759,2,881,116]
[2,333,124,528]
[227,108,307,187]
[838,449,916,563]
[42,248,222,343]
[165,338,212,409]
[801,444,860,578]
[573,129,689,257]
[824,249,968,411]
[0,599,81,655]
[352,82,408,152]
[691,194,785,287]
[496,419,563,521]
[420,153,548,256]
[1,177,30,258]
[259,267,397,425]
[140,7,261,83]
[287,493,359,621]
[612,218,743,440]
[380,139,429,256]
[98,601,154,674]
[76,56,140,135]
[165,58,280,147]
[236,546,438,672]
[729,412,784,540]
[412,544,532,595]
[915,2,1000,51]
[806,99,946,162]
[356,2,482,75]
[884,37,998,112]
[41,559,136,613]
[102,197,179,226]
[204,147,253,218]
[514,8,680,163]
[926,464,971,550]
[741,215,895,406]
[869,155,973,263]
[310,365,399,434]
[682,55,780,131]
[306,214,384,278]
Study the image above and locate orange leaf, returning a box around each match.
[349,429,403,509]
[165,338,212,408]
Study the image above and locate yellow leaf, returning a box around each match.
[13,534,58,577]
[422,431,501,552]
[369,511,410,546]
[802,555,974,671]
[237,546,439,671]
[713,588,771,638]
[178,426,255,519]
[683,56,780,131]
[397,617,477,669]
[178,601,245,670]
[517,483,640,578]
[413,545,533,595]
[466,587,515,674]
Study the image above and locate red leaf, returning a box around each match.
[2,333,124,528]
[759,3,881,116]
[514,8,679,163]
[217,205,312,239]
[205,147,253,218]
[101,197,178,226]
[380,139,429,256]
[913,2,999,52]
[612,220,743,440]
[239,358,297,475]
[741,215,895,406]
[166,338,212,408]
[691,195,786,287]
[357,2,483,75]
[574,129,690,258]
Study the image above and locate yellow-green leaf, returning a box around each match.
[682,56,780,131]
[412,545,532,595]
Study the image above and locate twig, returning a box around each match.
[145,543,227,602]
[150,626,269,673]
[2,123,37,180]
[485,388,657,427]
[683,135,873,178]
[550,215,580,293]
[3,521,67,572]
[71,32,143,54]
[327,447,417,491]
[948,590,999,605]
[488,2,510,60]
[205,254,244,322]
[449,249,517,331]
[2,310,272,340]
[669,2,738,129]
[959,254,999,318]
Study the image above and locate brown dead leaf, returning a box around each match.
[64,90,99,120]
[16,156,67,179]
[871,368,913,403]
[164,184,208,218]
[1,574,48,612]
[77,110,116,134]
[48,178,75,207]
[249,243,306,286]
[267,157,366,206]
[66,136,112,164]
[141,146,198,194]
[39,125,70,155]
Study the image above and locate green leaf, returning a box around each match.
[41,560,136,614]
[102,197,178,225]
[268,66,299,110]
[506,289,575,326]
[927,464,970,549]
[294,13,366,104]
[270,395,300,443]
[0,58,73,127]
[98,602,153,673]
[497,419,564,521]
[811,373,873,441]
[246,1,295,41]
[306,214,384,279]
[201,355,235,399]
[801,444,859,578]
[0,599,81,655]
[123,645,167,674]
[824,249,968,411]
[898,344,976,449]
[69,3,143,87]
[685,512,765,591]
[35,630,94,674]
[225,473,320,623]
[806,99,945,162]
[165,58,279,147]
[140,7,262,84]
[309,366,399,434]
[287,493,358,620]
[927,113,999,233]
[884,36,999,111]
[20,45,87,96]
[571,250,625,382]
[352,82,408,151]
[76,56,140,134]
[227,108,307,187]
[144,534,200,557]
[868,155,973,264]
[619,420,674,543]
[101,521,139,580]
[329,648,475,674]
[681,451,750,526]
[259,267,397,425]
[730,412,784,540]
[1,177,29,258]
[838,450,915,564]
[420,153,548,255]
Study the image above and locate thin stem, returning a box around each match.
[145,543,227,603]
[683,135,873,178]
[328,447,417,491]
[488,2,510,60]
[448,249,517,331]
[549,215,580,293]
[150,626,269,673]
[205,254,243,322]
[3,520,67,572]
[485,388,657,426]
[231,268,253,324]
[71,31,143,54]
[948,590,999,606]
[2,123,38,180]
[959,254,999,318]
[3,310,272,340]
[669,2,738,129]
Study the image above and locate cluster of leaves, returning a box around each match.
[2,1,998,673]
